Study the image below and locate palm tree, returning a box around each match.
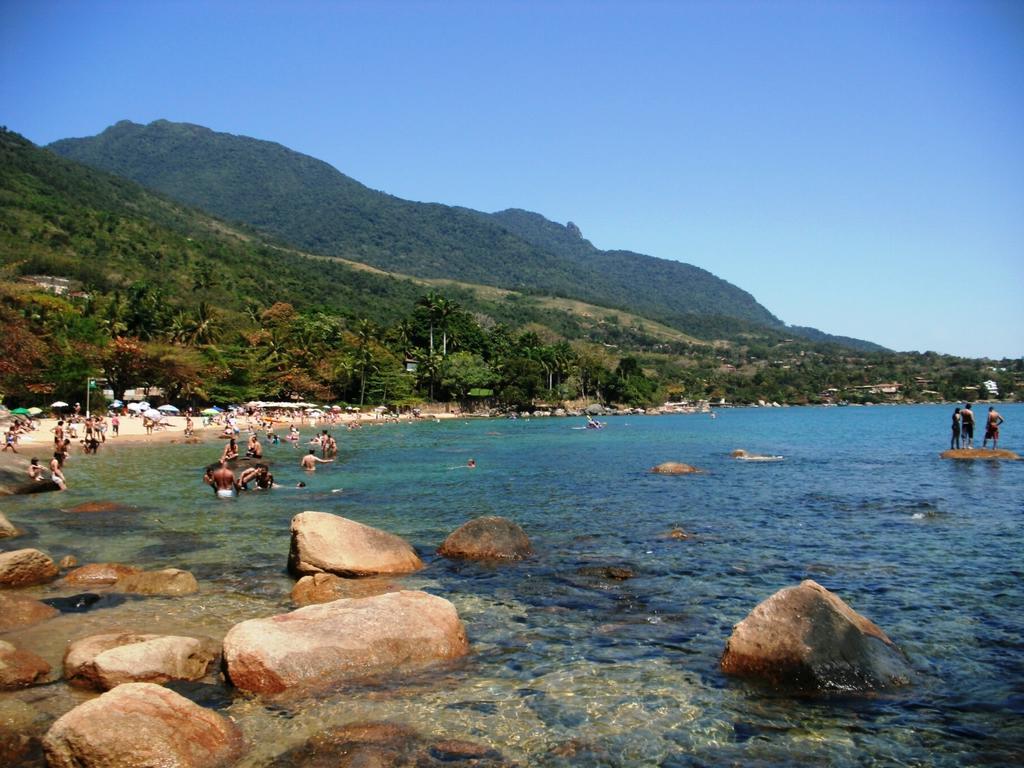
[416,292,442,354]
[433,296,461,357]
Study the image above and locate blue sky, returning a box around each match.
[2,0,1021,358]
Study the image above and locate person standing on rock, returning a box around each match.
[961,403,975,449]
[983,407,1004,449]
[950,407,961,450]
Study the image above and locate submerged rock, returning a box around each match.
[223,590,468,696]
[0,548,59,588]
[114,568,199,596]
[575,565,635,580]
[269,721,511,767]
[651,461,702,475]
[0,640,51,689]
[0,512,21,539]
[0,699,49,766]
[0,593,59,632]
[64,632,220,690]
[42,682,244,768]
[438,516,532,561]
[721,579,912,693]
[64,501,135,514]
[289,511,423,577]
[940,448,1019,461]
[62,562,143,586]
[290,572,398,606]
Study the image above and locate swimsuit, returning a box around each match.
[216,488,235,498]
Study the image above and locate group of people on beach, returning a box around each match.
[951,403,1004,450]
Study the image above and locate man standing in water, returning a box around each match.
[300,449,333,471]
[950,407,961,450]
[206,460,236,498]
[983,407,1005,449]
[961,403,975,449]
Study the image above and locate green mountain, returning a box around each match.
[48,119,851,346]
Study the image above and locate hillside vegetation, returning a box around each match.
[2,126,1017,410]
[50,119,818,342]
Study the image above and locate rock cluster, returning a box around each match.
[651,461,702,474]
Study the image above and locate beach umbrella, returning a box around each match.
[11,407,30,415]
[201,408,220,416]
[111,399,123,407]
[126,403,144,412]
[138,401,150,410]
[27,407,43,415]
[143,408,163,420]
[51,401,69,408]
[157,404,180,413]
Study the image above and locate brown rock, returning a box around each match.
[576,565,635,580]
[42,682,244,768]
[114,568,199,595]
[0,512,20,539]
[0,699,49,766]
[940,448,1019,461]
[291,572,398,606]
[0,548,59,588]
[0,593,59,633]
[666,527,689,540]
[63,562,143,586]
[224,590,468,696]
[721,579,913,692]
[438,516,532,561]
[64,501,134,514]
[288,511,423,577]
[651,462,702,474]
[64,632,220,690]
[58,555,77,569]
[0,639,51,689]
[268,721,511,767]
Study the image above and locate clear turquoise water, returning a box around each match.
[3,404,1023,766]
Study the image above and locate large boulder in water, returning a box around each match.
[288,511,423,577]
[651,462,702,475]
[0,548,59,588]
[0,640,51,689]
[42,682,244,768]
[223,590,468,696]
[64,632,220,690]
[437,516,532,561]
[720,579,912,692]
[0,594,59,632]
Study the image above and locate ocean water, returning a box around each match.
[3,404,1023,766]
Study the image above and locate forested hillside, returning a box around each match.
[50,119,796,337]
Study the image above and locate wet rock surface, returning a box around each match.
[289,511,423,577]
[438,516,532,561]
[651,462,702,474]
[42,682,244,768]
[0,639,51,689]
[291,572,398,606]
[224,590,469,696]
[64,632,220,690]
[268,721,513,767]
[0,548,59,588]
[721,579,913,693]
[0,593,59,632]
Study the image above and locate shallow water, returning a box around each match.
[3,404,1023,766]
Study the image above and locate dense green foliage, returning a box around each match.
[50,119,800,337]
[2,127,1018,411]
